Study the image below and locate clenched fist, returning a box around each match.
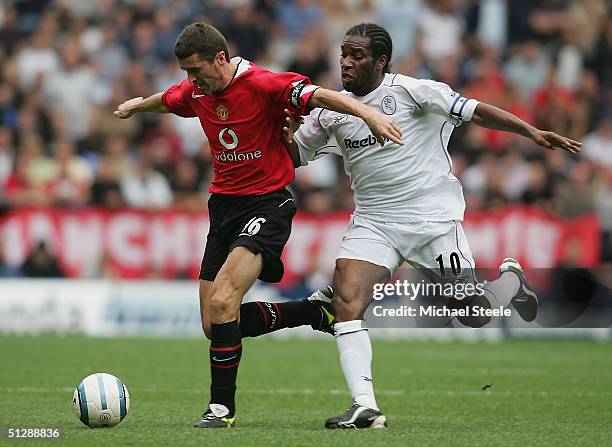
[113,97,145,119]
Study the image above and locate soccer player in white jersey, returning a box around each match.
[282,23,582,429]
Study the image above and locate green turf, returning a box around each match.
[0,335,610,446]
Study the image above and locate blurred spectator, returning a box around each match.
[3,154,50,207]
[531,69,578,137]
[521,160,555,208]
[153,9,180,62]
[222,2,269,62]
[90,156,124,209]
[276,0,324,40]
[418,0,463,62]
[120,148,173,209]
[41,39,100,141]
[0,238,21,277]
[286,34,330,85]
[504,40,550,100]
[91,21,130,84]
[465,0,508,51]
[300,187,336,214]
[582,117,612,169]
[594,167,612,263]
[127,20,160,75]
[588,14,612,88]
[172,157,206,212]
[47,138,93,206]
[142,115,183,169]
[554,160,597,218]
[527,0,570,43]
[294,156,339,191]
[14,22,59,91]
[0,4,25,57]
[0,126,15,190]
[499,151,532,201]
[20,241,65,278]
[376,0,422,60]
[554,15,584,91]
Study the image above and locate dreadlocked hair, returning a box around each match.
[345,23,393,73]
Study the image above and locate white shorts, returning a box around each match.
[337,214,476,281]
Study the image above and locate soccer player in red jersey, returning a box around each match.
[114,22,403,428]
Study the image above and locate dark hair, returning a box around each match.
[174,22,230,62]
[345,23,393,73]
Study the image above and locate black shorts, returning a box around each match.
[199,188,297,283]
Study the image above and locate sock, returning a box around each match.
[239,300,323,337]
[335,320,378,410]
[449,273,519,328]
[482,271,520,308]
[209,321,242,417]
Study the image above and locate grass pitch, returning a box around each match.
[1,335,610,446]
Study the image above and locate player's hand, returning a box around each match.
[363,111,404,147]
[282,108,304,145]
[531,130,582,154]
[113,97,145,119]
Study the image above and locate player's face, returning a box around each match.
[179,53,224,95]
[340,35,385,96]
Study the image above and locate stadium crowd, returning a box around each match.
[0,0,611,270]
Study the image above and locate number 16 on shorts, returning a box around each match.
[239,217,267,237]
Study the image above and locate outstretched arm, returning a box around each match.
[113,92,168,119]
[309,88,404,146]
[471,103,582,154]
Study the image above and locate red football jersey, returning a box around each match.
[162,57,319,195]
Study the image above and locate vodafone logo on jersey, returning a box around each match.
[219,128,239,149]
[215,127,262,162]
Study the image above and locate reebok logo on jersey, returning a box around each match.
[344,134,378,149]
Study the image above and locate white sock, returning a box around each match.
[482,272,520,308]
[334,320,378,410]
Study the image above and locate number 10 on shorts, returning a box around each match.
[435,252,462,277]
[240,217,267,236]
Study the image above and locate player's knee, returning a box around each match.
[333,287,364,321]
[210,272,234,305]
[209,292,233,318]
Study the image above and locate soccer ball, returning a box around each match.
[73,373,130,428]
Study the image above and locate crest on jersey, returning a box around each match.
[381,96,396,115]
[216,104,229,121]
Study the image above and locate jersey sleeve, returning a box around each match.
[294,109,341,166]
[161,79,197,118]
[401,77,479,125]
[259,71,320,116]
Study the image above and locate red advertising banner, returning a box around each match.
[0,207,600,285]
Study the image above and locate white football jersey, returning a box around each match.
[294,73,479,223]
